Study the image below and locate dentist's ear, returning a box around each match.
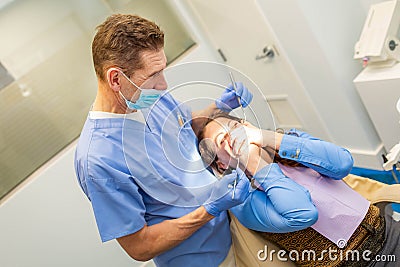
[106,68,122,92]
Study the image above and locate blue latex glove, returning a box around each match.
[230,163,318,232]
[215,82,253,112]
[203,168,250,217]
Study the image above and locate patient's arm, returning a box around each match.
[230,123,353,180]
[230,163,318,232]
[277,129,353,179]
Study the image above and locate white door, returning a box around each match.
[187,0,330,139]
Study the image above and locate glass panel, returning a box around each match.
[0,0,195,199]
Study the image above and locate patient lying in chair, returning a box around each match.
[197,113,400,267]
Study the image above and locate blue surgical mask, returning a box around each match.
[119,71,165,110]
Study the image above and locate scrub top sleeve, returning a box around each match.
[279,130,354,180]
[86,165,146,242]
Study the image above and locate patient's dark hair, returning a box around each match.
[197,113,302,175]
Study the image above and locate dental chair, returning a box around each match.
[230,174,400,267]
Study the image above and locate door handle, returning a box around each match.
[255,45,275,60]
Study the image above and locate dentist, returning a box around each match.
[74,14,252,267]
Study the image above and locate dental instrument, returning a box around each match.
[229,71,247,122]
[382,97,400,183]
[232,161,240,199]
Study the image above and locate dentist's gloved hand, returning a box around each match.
[252,163,286,192]
[215,82,253,112]
[203,168,250,217]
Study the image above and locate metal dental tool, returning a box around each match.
[229,71,247,122]
[232,178,237,199]
[232,161,240,199]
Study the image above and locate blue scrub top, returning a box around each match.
[74,93,231,267]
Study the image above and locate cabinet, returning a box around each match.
[354,63,400,152]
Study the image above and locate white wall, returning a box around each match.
[256,0,388,168]
[0,143,152,267]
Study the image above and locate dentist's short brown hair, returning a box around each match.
[92,14,164,81]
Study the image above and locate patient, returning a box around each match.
[197,113,400,267]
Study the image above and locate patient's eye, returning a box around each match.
[216,134,224,146]
[227,120,240,131]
